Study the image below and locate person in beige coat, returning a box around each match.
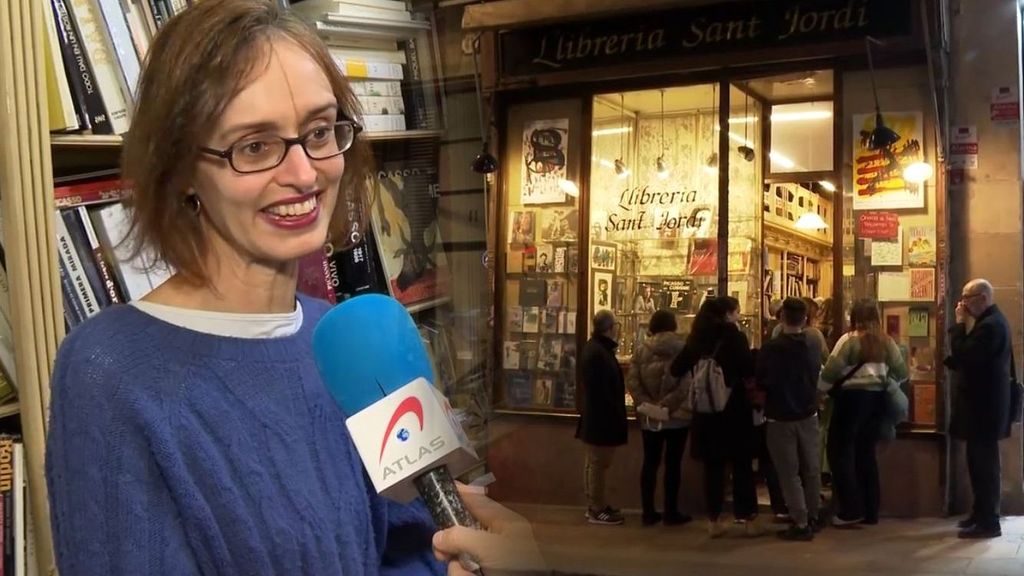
[626,310,693,526]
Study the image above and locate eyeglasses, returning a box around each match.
[200,119,363,174]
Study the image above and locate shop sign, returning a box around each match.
[990,86,1019,124]
[500,0,914,77]
[857,211,899,239]
[949,125,978,170]
[603,186,714,238]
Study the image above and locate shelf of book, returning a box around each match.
[0,402,19,419]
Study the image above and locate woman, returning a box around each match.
[626,310,692,527]
[819,299,908,526]
[670,297,758,537]
[44,2,529,575]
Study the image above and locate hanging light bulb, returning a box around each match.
[558,179,580,197]
[656,156,670,179]
[737,88,755,162]
[469,35,498,174]
[615,93,629,178]
[655,89,670,179]
[865,37,901,151]
[903,161,934,183]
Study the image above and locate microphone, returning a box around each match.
[312,294,482,571]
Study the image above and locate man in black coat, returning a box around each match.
[945,279,1013,539]
[577,310,627,525]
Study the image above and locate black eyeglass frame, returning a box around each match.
[199,118,364,174]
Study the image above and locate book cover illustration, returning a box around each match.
[538,337,563,371]
[539,207,579,241]
[533,377,554,406]
[508,307,524,332]
[536,243,554,273]
[522,307,541,333]
[542,307,561,333]
[908,308,929,337]
[546,280,565,307]
[508,210,536,245]
[553,246,567,273]
[370,141,450,310]
[503,341,521,370]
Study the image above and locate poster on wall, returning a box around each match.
[521,118,569,205]
[907,226,936,266]
[852,111,926,210]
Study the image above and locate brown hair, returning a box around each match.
[121,0,370,284]
[849,298,886,363]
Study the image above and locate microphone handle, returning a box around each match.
[414,465,484,576]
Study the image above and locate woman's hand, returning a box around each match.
[432,484,547,576]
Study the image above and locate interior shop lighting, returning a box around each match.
[593,127,632,136]
[795,211,829,230]
[558,179,580,197]
[614,93,629,179]
[469,35,498,174]
[903,161,934,183]
[819,180,837,192]
[865,36,901,151]
[656,89,670,179]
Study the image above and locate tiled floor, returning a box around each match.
[513,505,1024,576]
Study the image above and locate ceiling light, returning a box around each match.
[819,180,836,192]
[771,110,833,122]
[614,158,629,178]
[656,156,670,179]
[655,89,670,179]
[558,179,580,197]
[592,127,633,136]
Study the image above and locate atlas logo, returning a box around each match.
[380,397,424,462]
[397,428,410,442]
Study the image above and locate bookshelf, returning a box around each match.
[1,1,475,574]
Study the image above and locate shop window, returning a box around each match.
[769,101,834,174]
[588,85,720,360]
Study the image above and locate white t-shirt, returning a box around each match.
[130,300,303,338]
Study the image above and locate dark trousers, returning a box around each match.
[695,409,757,521]
[827,389,885,522]
[755,424,786,515]
[640,427,688,516]
[966,438,1001,529]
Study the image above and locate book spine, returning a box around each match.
[360,114,406,132]
[61,210,112,310]
[93,0,143,101]
[54,211,102,318]
[57,258,86,327]
[77,206,124,304]
[0,436,14,576]
[49,0,91,131]
[401,37,431,130]
[67,0,131,134]
[53,0,114,134]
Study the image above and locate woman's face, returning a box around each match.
[192,38,344,270]
[725,308,740,324]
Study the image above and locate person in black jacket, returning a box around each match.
[670,296,758,537]
[945,279,1013,539]
[757,298,824,541]
[578,310,628,525]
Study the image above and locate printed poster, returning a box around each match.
[908,308,929,338]
[852,111,926,210]
[521,118,569,205]
[906,226,936,266]
[910,268,935,301]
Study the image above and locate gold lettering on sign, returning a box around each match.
[683,15,764,48]
[780,0,869,40]
[532,28,668,69]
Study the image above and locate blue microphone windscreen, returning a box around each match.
[312,294,435,415]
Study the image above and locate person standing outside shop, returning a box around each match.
[757,298,824,541]
[626,310,693,527]
[945,279,1014,539]
[577,310,628,525]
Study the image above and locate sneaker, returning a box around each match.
[777,524,814,541]
[773,513,792,524]
[587,506,624,525]
[641,511,663,526]
[708,519,727,538]
[663,512,693,526]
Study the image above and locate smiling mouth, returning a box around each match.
[263,194,319,218]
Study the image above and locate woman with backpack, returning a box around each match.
[626,310,693,527]
[670,296,758,538]
[819,299,908,527]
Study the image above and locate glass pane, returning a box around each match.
[500,99,583,412]
[770,101,834,173]
[727,85,762,345]
[588,85,720,359]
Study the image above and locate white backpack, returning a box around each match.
[688,342,729,414]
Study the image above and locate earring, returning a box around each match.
[185,194,201,215]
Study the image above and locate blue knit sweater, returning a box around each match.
[45,294,445,576]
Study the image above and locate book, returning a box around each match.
[519,279,546,307]
[522,307,540,333]
[369,139,449,309]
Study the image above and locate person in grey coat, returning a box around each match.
[626,310,692,527]
[945,279,1014,539]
